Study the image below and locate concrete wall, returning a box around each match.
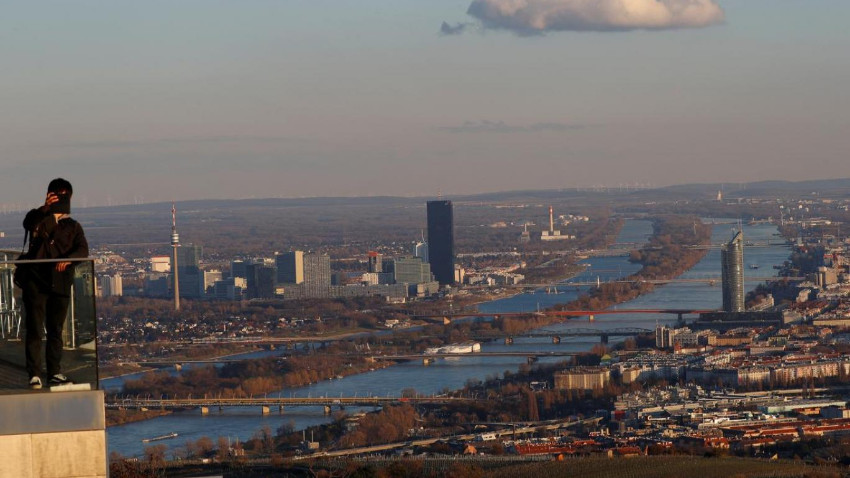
[0,391,106,478]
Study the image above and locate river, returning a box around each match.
[105,220,790,457]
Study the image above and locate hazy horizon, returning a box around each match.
[2,1,849,207]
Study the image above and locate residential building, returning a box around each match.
[554,367,610,390]
[100,274,123,297]
[303,253,331,298]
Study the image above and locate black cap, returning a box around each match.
[48,178,73,196]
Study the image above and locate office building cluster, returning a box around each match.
[94,199,457,303]
[131,246,438,302]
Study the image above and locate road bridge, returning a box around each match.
[471,327,653,344]
[418,308,713,319]
[373,351,580,360]
[131,358,275,367]
[416,308,712,327]
[476,327,652,339]
[480,276,795,289]
[106,396,469,413]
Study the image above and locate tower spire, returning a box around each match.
[549,205,555,234]
[171,202,181,311]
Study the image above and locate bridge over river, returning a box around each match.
[136,351,584,368]
[471,327,653,344]
[106,396,473,414]
[416,308,715,324]
[371,351,582,364]
[467,276,800,291]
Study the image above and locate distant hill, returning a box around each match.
[661,178,850,198]
[1,177,846,251]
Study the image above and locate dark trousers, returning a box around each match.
[21,281,70,378]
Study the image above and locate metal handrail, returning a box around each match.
[0,257,94,265]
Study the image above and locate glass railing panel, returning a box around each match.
[0,252,98,393]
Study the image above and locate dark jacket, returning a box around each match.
[22,208,89,296]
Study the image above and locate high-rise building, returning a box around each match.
[230,259,247,279]
[276,251,304,284]
[721,231,745,312]
[172,244,204,298]
[203,270,222,294]
[427,200,454,285]
[393,257,432,285]
[414,241,428,263]
[213,277,246,300]
[367,251,383,274]
[175,244,202,270]
[100,274,123,297]
[303,253,331,298]
[144,272,170,297]
[246,262,276,299]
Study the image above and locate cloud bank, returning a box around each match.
[464,0,725,33]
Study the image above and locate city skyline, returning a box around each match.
[6,2,850,473]
[2,1,849,206]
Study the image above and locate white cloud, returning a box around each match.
[466,0,725,33]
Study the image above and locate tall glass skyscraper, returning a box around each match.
[721,231,745,312]
[427,200,454,285]
[276,251,304,284]
[173,244,204,298]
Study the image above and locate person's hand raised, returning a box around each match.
[42,192,59,211]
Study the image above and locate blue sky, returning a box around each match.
[1,1,849,206]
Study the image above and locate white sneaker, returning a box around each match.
[29,376,42,390]
[49,374,72,386]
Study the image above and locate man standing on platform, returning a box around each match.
[18,178,88,389]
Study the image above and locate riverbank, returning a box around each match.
[118,347,394,400]
[461,216,713,339]
[463,266,587,311]
[107,408,173,427]
[100,342,266,379]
